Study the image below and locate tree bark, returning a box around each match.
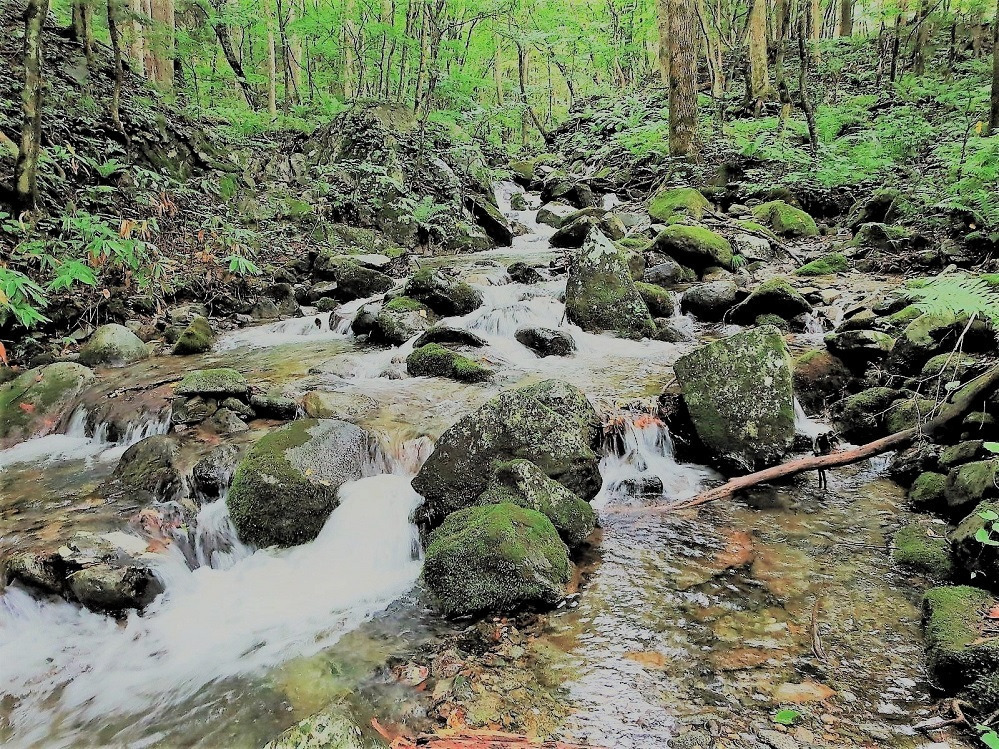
[990,0,999,133]
[71,0,96,68]
[655,0,671,84]
[107,0,127,138]
[840,0,854,36]
[13,0,51,211]
[266,0,278,116]
[202,0,260,109]
[746,0,770,113]
[128,0,146,77]
[799,1,819,154]
[667,0,698,156]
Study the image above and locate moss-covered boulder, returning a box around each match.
[406,344,492,382]
[940,441,988,471]
[412,380,601,529]
[795,252,849,276]
[792,349,851,412]
[680,280,739,322]
[751,200,818,238]
[550,216,598,249]
[945,461,999,519]
[175,368,250,398]
[0,362,96,446]
[515,327,575,357]
[172,315,215,355]
[889,309,993,374]
[922,585,999,694]
[635,282,678,318]
[227,419,375,547]
[403,268,483,317]
[79,323,149,368]
[909,471,949,512]
[102,435,183,503]
[369,296,436,345]
[564,228,656,339]
[421,503,571,616]
[832,387,902,442]
[536,202,576,229]
[884,396,937,434]
[312,257,395,300]
[727,277,812,324]
[823,329,895,369]
[653,225,734,272]
[893,523,953,577]
[648,187,710,223]
[846,189,903,231]
[477,460,596,548]
[952,501,999,584]
[673,326,795,473]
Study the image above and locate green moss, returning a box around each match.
[0,362,95,441]
[794,252,849,276]
[940,441,986,470]
[909,471,948,511]
[755,313,790,330]
[885,397,937,434]
[653,224,734,271]
[922,585,999,692]
[634,282,677,318]
[945,460,999,517]
[172,315,215,355]
[175,368,250,397]
[315,297,338,313]
[615,236,653,252]
[406,344,491,382]
[422,502,571,616]
[384,295,426,313]
[893,524,953,577]
[648,187,710,223]
[404,268,483,316]
[735,219,778,240]
[752,200,818,238]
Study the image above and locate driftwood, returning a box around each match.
[667,364,999,511]
[389,731,600,749]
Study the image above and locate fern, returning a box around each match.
[902,274,999,328]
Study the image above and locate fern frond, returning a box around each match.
[902,274,999,328]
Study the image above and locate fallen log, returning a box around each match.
[389,730,601,749]
[667,364,999,511]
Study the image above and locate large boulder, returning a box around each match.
[751,200,818,238]
[653,225,733,272]
[792,349,851,412]
[944,461,999,519]
[312,257,395,300]
[648,187,710,223]
[680,281,739,322]
[465,195,513,246]
[421,503,571,616]
[952,501,999,583]
[412,380,601,528]
[892,523,953,578]
[536,202,576,229]
[226,419,376,547]
[403,268,483,316]
[406,344,492,382]
[832,387,902,442]
[172,315,215,355]
[67,564,163,614]
[0,362,95,446]
[79,324,149,367]
[368,296,436,345]
[922,586,999,704]
[564,229,656,339]
[889,310,994,374]
[101,435,184,503]
[824,329,895,370]
[478,459,597,548]
[727,278,811,324]
[673,326,795,472]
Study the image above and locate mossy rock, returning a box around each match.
[369,296,435,345]
[411,380,601,529]
[172,315,215,355]
[952,501,999,585]
[751,200,818,238]
[795,252,849,276]
[735,219,778,241]
[832,387,901,442]
[850,222,910,249]
[653,225,734,272]
[227,419,374,547]
[648,187,710,223]
[78,324,150,368]
[176,368,250,398]
[680,280,739,322]
[674,326,795,473]
[945,460,999,519]
[313,257,395,300]
[104,435,183,502]
[422,503,571,616]
[0,362,96,445]
[635,282,677,318]
[792,349,850,412]
[564,229,656,339]
[885,397,937,434]
[478,460,596,549]
[728,277,811,324]
[406,343,491,382]
[263,705,375,749]
[893,523,953,577]
[922,585,999,693]
[940,441,987,471]
[403,267,483,317]
[909,471,948,513]
[824,329,895,370]
[889,309,992,374]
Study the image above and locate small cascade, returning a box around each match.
[192,498,251,571]
[461,282,567,338]
[793,398,830,445]
[802,310,826,334]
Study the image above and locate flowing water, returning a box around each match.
[0,183,962,747]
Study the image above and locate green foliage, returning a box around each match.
[773,709,802,726]
[0,269,50,327]
[902,274,999,328]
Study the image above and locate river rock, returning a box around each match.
[412,379,601,529]
[792,349,851,412]
[300,391,377,420]
[206,408,250,435]
[832,386,902,441]
[79,324,150,367]
[507,261,543,284]
[673,326,795,473]
[515,327,575,357]
[465,195,514,246]
[643,258,691,287]
[908,471,948,511]
[171,395,218,425]
[172,315,215,355]
[952,501,999,583]
[67,563,163,615]
[403,268,483,316]
[192,444,241,499]
[263,705,369,749]
[653,225,734,271]
[680,280,739,322]
[175,368,250,398]
[368,296,436,345]
[564,228,656,339]
[892,523,953,577]
[824,329,895,369]
[922,586,999,703]
[167,303,207,326]
[0,362,96,446]
[227,419,376,547]
[104,435,184,502]
[422,502,571,616]
[944,460,999,518]
[733,233,773,261]
[751,200,818,237]
[635,282,678,318]
[550,216,598,249]
[727,277,812,324]
[889,310,995,373]
[312,256,395,300]
[406,344,492,382]
[413,326,487,349]
[647,186,710,223]
[536,202,576,229]
[477,459,596,548]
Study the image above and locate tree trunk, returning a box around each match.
[990,0,999,133]
[71,0,96,68]
[14,0,51,211]
[107,0,127,138]
[774,0,791,128]
[266,1,278,116]
[656,0,671,84]
[840,0,853,36]
[128,0,146,77]
[747,0,770,112]
[203,0,260,109]
[667,0,698,156]
[799,3,819,154]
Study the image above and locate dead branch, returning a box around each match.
[811,596,827,662]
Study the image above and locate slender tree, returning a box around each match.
[668,0,699,156]
[656,0,671,84]
[990,0,999,133]
[840,0,854,36]
[746,0,770,113]
[14,0,51,211]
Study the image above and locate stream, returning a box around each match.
[0,184,959,748]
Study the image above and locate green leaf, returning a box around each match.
[979,728,999,749]
[985,442,999,455]
[978,510,999,522]
[773,709,802,726]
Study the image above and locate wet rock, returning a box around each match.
[221,397,255,420]
[312,256,395,300]
[412,380,601,529]
[263,705,369,749]
[105,435,184,502]
[643,258,692,287]
[422,502,571,616]
[944,461,999,518]
[952,501,999,583]
[908,471,948,511]
[647,186,710,223]
[406,344,492,382]
[227,419,377,547]
[673,326,795,473]
[176,368,250,398]
[515,327,575,357]
[751,200,818,238]
[794,252,849,276]
[167,303,207,326]
[171,395,218,425]
[79,323,150,367]
[733,233,773,262]
[368,296,436,345]
[172,315,215,355]
[266,283,302,317]
[403,267,483,316]
[680,281,739,322]
[0,362,95,446]
[564,228,656,339]
[3,549,66,594]
[413,326,487,349]
[300,391,377,420]
[653,225,734,272]
[249,298,281,320]
[635,282,677,318]
[550,216,598,249]
[477,459,596,548]
[536,202,576,229]
[653,318,694,342]
[507,261,543,284]
[728,277,812,324]
[206,408,250,435]
[922,585,999,696]
[67,563,163,615]
[792,349,851,412]
[307,280,339,303]
[192,444,240,498]
[465,195,514,246]
[824,329,894,369]
[889,310,994,374]
[940,440,988,470]
[893,523,953,577]
[832,387,902,442]
[884,396,937,433]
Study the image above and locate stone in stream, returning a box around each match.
[464,195,514,246]
[536,201,576,229]
[751,200,818,238]
[652,224,734,272]
[673,326,795,473]
[515,327,575,357]
[412,379,601,530]
[892,523,953,577]
[832,386,903,442]
[172,315,215,355]
[367,296,436,345]
[477,459,597,548]
[0,362,96,446]
[643,258,696,287]
[647,186,710,223]
[175,368,250,398]
[403,267,483,316]
[101,435,184,503]
[944,460,999,518]
[680,280,739,322]
[634,282,677,318]
[564,228,656,339]
[888,309,996,374]
[823,329,895,370]
[300,391,377,421]
[506,261,543,284]
[421,502,571,616]
[406,344,492,382]
[792,349,851,412]
[726,277,812,324]
[311,256,395,300]
[192,444,241,499]
[78,323,150,367]
[226,419,377,547]
[206,408,250,435]
[907,471,948,511]
[67,564,164,615]
[263,705,369,749]
[171,395,218,425]
[550,216,599,249]
[413,326,487,349]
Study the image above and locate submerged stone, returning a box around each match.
[892,523,953,578]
